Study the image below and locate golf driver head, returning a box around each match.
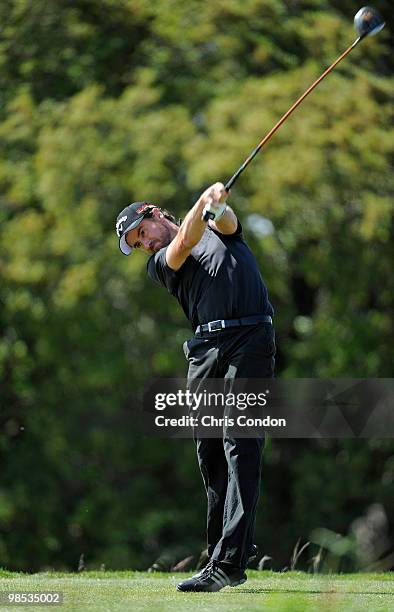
[354,6,385,38]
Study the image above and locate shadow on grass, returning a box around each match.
[235,588,394,596]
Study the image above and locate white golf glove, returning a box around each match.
[202,200,227,222]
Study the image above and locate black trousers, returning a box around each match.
[183,322,276,569]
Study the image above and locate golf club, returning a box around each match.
[203,6,385,221]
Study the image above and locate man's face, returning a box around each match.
[125,211,174,255]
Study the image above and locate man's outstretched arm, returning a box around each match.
[166,182,228,271]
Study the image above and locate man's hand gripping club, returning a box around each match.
[201,183,228,222]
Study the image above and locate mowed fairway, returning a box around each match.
[0,570,393,611]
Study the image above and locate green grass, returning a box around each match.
[0,570,393,611]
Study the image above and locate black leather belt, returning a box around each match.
[195,314,273,335]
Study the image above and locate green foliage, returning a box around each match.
[0,0,154,105]
[0,0,393,571]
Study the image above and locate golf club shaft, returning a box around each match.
[203,34,365,221]
[224,36,363,192]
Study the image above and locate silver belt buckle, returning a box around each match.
[207,319,225,332]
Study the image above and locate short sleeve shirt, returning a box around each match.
[147,221,274,331]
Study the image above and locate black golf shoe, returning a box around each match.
[248,544,258,564]
[176,560,247,592]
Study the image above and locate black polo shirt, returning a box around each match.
[147,221,274,331]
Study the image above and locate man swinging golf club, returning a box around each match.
[116,184,275,592]
[115,6,385,592]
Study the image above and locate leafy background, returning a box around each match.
[0,0,393,572]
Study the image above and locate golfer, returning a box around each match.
[115,182,275,591]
